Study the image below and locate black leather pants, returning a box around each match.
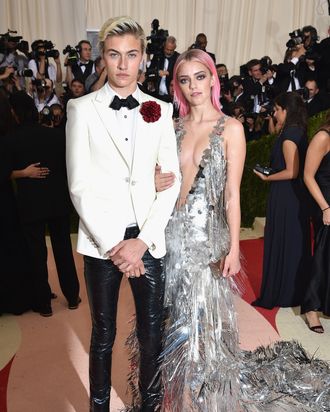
[84,227,164,412]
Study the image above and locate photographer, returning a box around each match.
[302,25,320,53]
[242,59,273,113]
[85,55,107,93]
[64,40,94,86]
[28,39,62,84]
[318,25,330,92]
[190,33,216,63]
[304,79,330,117]
[274,29,312,96]
[31,78,60,112]
[216,64,229,84]
[0,66,23,96]
[61,78,85,110]
[49,103,65,129]
[244,113,267,142]
[0,31,31,91]
[148,35,179,99]
[0,30,29,72]
[221,75,245,115]
[0,66,15,81]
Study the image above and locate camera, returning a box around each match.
[39,105,53,126]
[228,75,243,95]
[16,68,33,77]
[62,45,79,66]
[46,49,59,59]
[31,40,59,60]
[32,79,47,88]
[259,101,274,117]
[254,164,275,176]
[0,65,33,78]
[0,30,29,55]
[144,19,169,89]
[286,29,305,49]
[190,41,202,50]
[146,19,168,56]
[260,56,272,75]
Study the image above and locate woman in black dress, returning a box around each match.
[252,92,311,309]
[301,113,330,333]
[0,92,33,314]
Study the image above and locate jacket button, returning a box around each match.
[131,180,136,186]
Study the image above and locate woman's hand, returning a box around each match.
[155,165,175,192]
[222,251,241,278]
[24,163,50,178]
[323,208,330,226]
[253,169,268,181]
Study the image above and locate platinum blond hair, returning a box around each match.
[98,16,145,53]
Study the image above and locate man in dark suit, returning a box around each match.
[148,36,180,100]
[305,79,330,117]
[242,59,273,113]
[274,44,307,96]
[318,26,330,92]
[193,33,216,63]
[6,91,80,316]
[65,40,95,86]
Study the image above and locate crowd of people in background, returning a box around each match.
[1,24,330,139]
[0,23,329,319]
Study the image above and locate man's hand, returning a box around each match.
[155,165,175,192]
[109,238,148,277]
[159,70,169,77]
[0,66,15,80]
[54,54,61,65]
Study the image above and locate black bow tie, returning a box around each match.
[109,95,139,110]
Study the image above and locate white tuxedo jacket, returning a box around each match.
[66,85,180,259]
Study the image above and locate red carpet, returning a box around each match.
[240,238,279,331]
[0,238,277,411]
[0,357,14,412]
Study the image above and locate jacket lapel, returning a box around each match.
[92,85,131,167]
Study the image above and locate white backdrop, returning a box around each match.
[1,0,329,75]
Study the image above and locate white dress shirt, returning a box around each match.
[106,83,140,227]
[159,58,169,95]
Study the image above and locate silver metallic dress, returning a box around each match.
[157,116,330,412]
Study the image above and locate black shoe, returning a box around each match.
[33,305,53,317]
[306,321,324,334]
[68,297,81,310]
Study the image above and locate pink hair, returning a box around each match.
[173,49,221,117]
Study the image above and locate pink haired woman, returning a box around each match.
[154,49,330,412]
[156,48,246,411]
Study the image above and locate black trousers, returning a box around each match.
[84,226,164,412]
[23,214,79,308]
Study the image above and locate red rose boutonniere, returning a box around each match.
[140,101,161,123]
